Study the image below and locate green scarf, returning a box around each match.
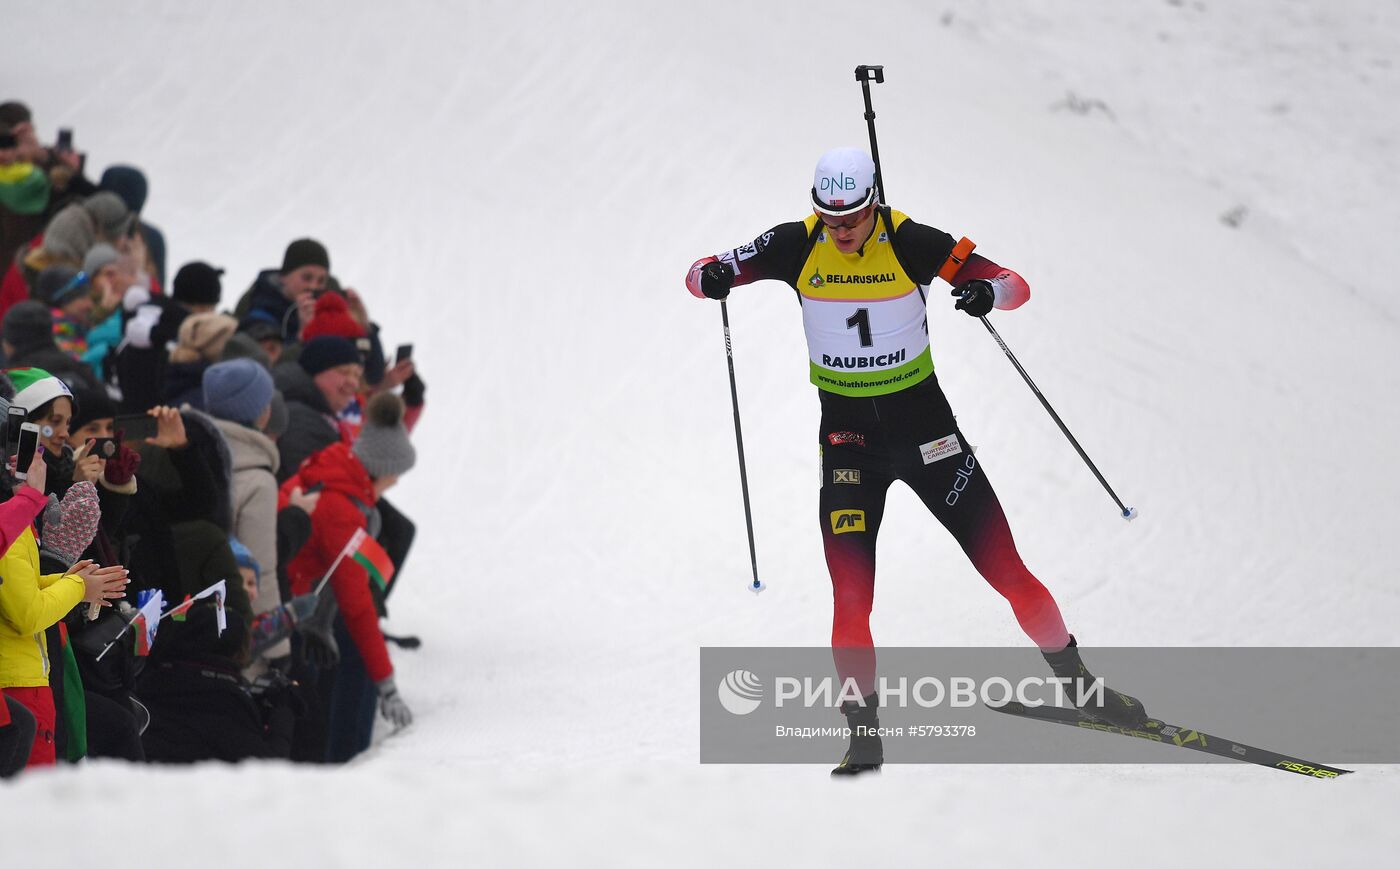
[0,162,52,215]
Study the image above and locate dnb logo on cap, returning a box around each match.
[819,173,858,206]
[812,147,877,215]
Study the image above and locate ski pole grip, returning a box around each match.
[855,65,885,84]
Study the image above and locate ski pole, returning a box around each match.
[720,299,765,594]
[978,316,1138,521]
[853,65,1135,522]
[855,65,887,201]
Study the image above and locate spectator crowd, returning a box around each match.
[0,99,427,776]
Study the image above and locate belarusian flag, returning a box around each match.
[132,612,152,656]
[347,528,395,593]
[168,595,194,621]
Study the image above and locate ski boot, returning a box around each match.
[831,693,884,777]
[1042,636,1150,730]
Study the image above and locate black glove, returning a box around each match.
[298,620,339,670]
[402,372,425,407]
[294,593,340,670]
[700,261,734,300]
[951,279,995,317]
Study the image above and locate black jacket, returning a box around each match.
[137,658,295,763]
[136,601,298,763]
[111,296,189,412]
[122,407,251,617]
[234,269,299,342]
[162,359,208,409]
[272,362,340,482]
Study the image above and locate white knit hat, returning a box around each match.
[8,367,73,416]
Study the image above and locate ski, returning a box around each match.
[990,701,1353,779]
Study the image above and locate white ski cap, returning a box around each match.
[811,147,877,215]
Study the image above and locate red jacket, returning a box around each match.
[280,442,392,682]
[0,236,42,321]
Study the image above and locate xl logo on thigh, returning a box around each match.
[945,454,977,506]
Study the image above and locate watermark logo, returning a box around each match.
[770,675,1105,709]
[718,670,764,715]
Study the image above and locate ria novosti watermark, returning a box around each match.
[700,647,1400,764]
[727,671,1107,713]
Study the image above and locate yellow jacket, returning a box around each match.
[0,526,84,688]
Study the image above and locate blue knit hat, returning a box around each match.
[203,358,274,427]
[298,335,361,376]
[229,536,262,585]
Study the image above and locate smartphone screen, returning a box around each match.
[5,407,25,455]
[15,423,39,480]
[114,413,160,443]
[395,343,413,365]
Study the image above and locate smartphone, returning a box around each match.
[14,423,40,480]
[5,406,26,455]
[56,128,73,152]
[394,343,413,365]
[88,437,118,460]
[113,413,160,443]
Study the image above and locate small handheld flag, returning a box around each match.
[131,589,165,657]
[168,595,193,621]
[348,529,396,593]
[313,528,397,597]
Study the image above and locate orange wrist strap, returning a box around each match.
[937,237,977,283]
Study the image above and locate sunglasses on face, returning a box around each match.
[819,206,873,230]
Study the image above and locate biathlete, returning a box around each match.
[686,147,1146,776]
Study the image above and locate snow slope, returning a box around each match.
[3,1,1398,866]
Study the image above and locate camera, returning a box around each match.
[249,669,307,720]
[88,437,118,460]
[249,668,295,698]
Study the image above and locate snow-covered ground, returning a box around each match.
[4,1,1399,865]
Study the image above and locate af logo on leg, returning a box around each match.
[830,510,866,534]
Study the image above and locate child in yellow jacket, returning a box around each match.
[0,446,128,768]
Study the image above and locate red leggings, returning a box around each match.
[3,686,57,767]
[819,375,1070,693]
